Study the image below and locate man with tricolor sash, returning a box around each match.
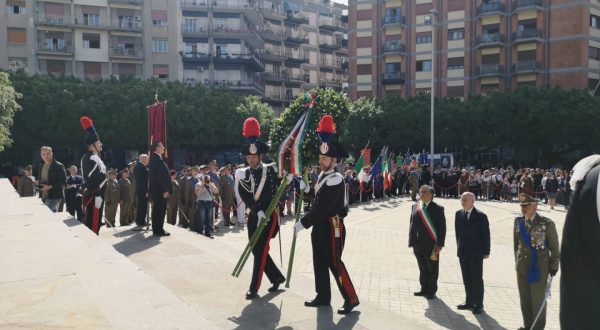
[236,117,285,299]
[293,115,360,315]
[409,185,447,300]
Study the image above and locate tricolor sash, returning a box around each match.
[416,202,438,243]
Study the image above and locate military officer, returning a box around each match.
[118,168,132,226]
[167,170,179,225]
[514,193,560,330]
[80,116,107,235]
[104,168,120,227]
[17,165,36,197]
[178,166,191,228]
[294,115,359,315]
[237,117,285,299]
[126,161,137,223]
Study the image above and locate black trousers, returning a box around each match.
[459,256,484,307]
[311,220,359,305]
[135,196,148,226]
[247,211,284,293]
[414,246,439,295]
[66,195,83,221]
[151,196,167,234]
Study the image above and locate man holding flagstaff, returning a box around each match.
[237,117,285,299]
[293,115,360,315]
[409,185,447,300]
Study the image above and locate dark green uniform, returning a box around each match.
[104,177,120,227]
[167,178,179,225]
[514,213,560,330]
[118,178,131,226]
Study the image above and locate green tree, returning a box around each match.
[0,71,22,152]
[235,95,276,143]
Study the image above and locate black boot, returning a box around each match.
[268,277,285,292]
[304,298,330,307]
[245,290,258,300]
[337,300,359,315]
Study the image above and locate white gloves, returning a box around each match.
[286,173,293,183]
[299,180,309,193]
[95,196,102,208]
[294,221,304,235]
[257,210,266,221]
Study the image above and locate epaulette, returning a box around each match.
[325,172,344,186]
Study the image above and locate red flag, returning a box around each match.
[147,101,167,155]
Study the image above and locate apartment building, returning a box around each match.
[348,0,599,99]
[1,0,347,115]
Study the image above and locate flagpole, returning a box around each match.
[430,8,438,187]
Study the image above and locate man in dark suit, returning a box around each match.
[148,141,172,237]
[133,154,149,229]
[409,185,446,299]
[455,192,490,314]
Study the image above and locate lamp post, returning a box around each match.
[430,8,438,185]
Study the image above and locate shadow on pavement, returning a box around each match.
[425,298,480,329]
[317,306,361,330]
[229,291,284,330]
[112,232,161,257]
[475,311,509,330]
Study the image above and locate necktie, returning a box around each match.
[465,211,469,221]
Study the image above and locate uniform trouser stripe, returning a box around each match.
[330,222,359,306]
[256,217,277,290]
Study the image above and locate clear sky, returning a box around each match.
[333,0,348,5]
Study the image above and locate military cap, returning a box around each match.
[519,193,539,206]
[181,165,190,170]
[120,168,129,174]
[199,165,207,170]
[128,161,136,166]
[108,168,117,174]
[191,165,199,171]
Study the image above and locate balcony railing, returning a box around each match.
[36,14,71,25]
[263,91,286,101]
[477,33,504,45]
[182,24,210,34]
[262,71,285,82]
[74,17,109,28]
[181,52,211,62]
[181,0,209,8]
[214,53,264,71]
[261,28,285,41]
[319,37,341,50]
[383,40,406,54]
[109,47,143,58]
[112,19,142,31]
[513,29,541,40]
[478,2,506,14]
[477,63,504,76]
[285,11,309,24]
[261,8,285,19]
[109,0,142,5]
[37,42,72,54]
[212,80,264,93]
[285,50,309,63]
[383,15,406,27]
[285,30,308,44]
[512,61,540,73]
[319,17,347,32]
[382,72,405,84]
[513,0,542,9]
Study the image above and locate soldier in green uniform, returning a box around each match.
[104,169,120,227]
[126,161,137,223]
[514,193,560,330]
[17,165,36,197]
[167,170,179,225]
[118,168,132,226]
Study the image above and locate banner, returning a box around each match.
[361,148,371,167]
[147,101,167,152]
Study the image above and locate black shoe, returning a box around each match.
[472,307,483,315]
[457,303,473,310]
[337,301,359,315]
[245,291,258,300]
[304,299,330,307]
[153,231,170,237]
[205,234,214,239]
[413,291,426,297]
[268,278,286,292]
[425,294,436,300]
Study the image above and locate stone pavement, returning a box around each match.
[0,177,565,329]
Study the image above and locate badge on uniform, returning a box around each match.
[249,143,257,154]
[319,142,329,155]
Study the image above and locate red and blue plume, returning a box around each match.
[242,117,261,144]
[316,114,336,143]
[80,116,96,133]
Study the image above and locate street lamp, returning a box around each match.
[430,8,438,185]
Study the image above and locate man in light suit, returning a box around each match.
[455,192,490,315]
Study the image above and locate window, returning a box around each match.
[448,29,464,40]
[416,60,432,72]
[590,47,600,61]
[184,18,196,32]
[6,0,26,14]
[447,57,464,69]
[83,13,100,26]
[386,62,400,73]
[424,15,432,24]
[591,15,600,29]
[386,8,400,17]
[83,33,100,49]
[153,65,168,79]
[151,10,168,26]
[416,34,432,44]
[153,39,168,53]
[7,28,26,43]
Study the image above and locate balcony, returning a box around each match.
[109,0,142,6]
[261,8,285,20]
[36,14,72,27]
[261,28,285,42]
[213,53,264,71]
[319,17,347,32]
[285,72,305,83]
[477,33,504,47]
[260,49,284,62]
[383,15,406,28]
[285,31,309,44]
[513,29,542,42]
[383,40,406,55]
[285,50,309,64]
[382,71,405,84]
[37,42,73,55]
[319,78,344,90]
[213,1,262,26]
[109,47,143,59]
[319,37,341,51]
[476,64,504,77]
[263,91,287,102]
[212,80,264,94]
[513,0,543,11]
[182,24,210,36]
[320,58,342,70]
[478,2,506,15]
[261,72,285,83]
[111,19,142,32]
[181,52,211,63]
[212,26,263,49]
[285,11,309,25]
[74,17,110,29]
[512,61,541,74]
[180,0,209,10]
